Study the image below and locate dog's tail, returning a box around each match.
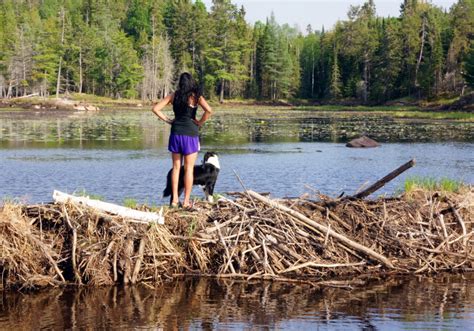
[163,185,171,198]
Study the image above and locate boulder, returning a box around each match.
[346,136,380,148]
[73,105,87,111]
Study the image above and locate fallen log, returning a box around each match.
[246,190,395,269]
[52,190,164,224]
[351,159,416,199]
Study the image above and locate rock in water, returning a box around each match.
[346,136,380,148]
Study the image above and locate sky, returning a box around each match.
[201,0,458,32]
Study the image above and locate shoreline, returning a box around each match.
[1,92,473,113]
[1,95,473,122]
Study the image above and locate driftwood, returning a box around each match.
[246,190,395,269]
[53,190,164,224]
[351,159,416,199]
[10,93,39,99]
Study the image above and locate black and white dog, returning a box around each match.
[163,152,220,204]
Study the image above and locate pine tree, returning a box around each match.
[329,47,342,98]
[463,42,474,88]
[446,0,474,93]
[371,18,403,102]
[341,1,378,102]
[207,0,249,102]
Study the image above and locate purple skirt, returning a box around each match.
[168,134,200,155]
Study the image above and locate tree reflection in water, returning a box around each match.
[1,274,473,330]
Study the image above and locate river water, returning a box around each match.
[0,108,472,203]
[1,275,474,330]
[0,107,473,329]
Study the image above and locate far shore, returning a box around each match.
[1,93,473,121]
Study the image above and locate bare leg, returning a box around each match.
[171,153,182,205]
[183,152,198,207]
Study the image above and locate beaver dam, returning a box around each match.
[1,180,473,290]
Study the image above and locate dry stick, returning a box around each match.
[438,214,449,240]
[113,251,118,282]
[123,239,133,285]
[351,159,416,199]
[232,169,259,210]
[324,223,331,247]
[278,261,366,274]
[448,231,474,245]
[415,234,454,273]
[131,238,146,284]
[218,195,254,213]
[102,241,115,263]
[262,239,270,274]
[304,201,351,231]
[62,205,82,285]
[205,215,240,233]
[27,234,65,282]
[247,190,395,269]
[449,202,468,246]
[215,220,236,273]
[224,214,246,273]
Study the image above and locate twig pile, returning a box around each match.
[0,187,472,290]
[168,188,473,280]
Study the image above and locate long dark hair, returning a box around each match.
[174,72,201,109]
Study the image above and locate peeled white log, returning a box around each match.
[53,190,164,224]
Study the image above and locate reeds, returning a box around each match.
[0,186,472,290]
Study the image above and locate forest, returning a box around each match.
[0,0,472,104]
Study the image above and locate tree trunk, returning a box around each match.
[79,47,83,93]
[219,79,224,103]
[53,190,164,224]
[414,16,426,89]
[7,80,12,98]
[311,44,315,98]
[56,7,65,99]
[363,51,369,103]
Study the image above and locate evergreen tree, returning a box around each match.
[330,46,342,98]
[463,42,474,88]
[371,18,403,102]
[207,0,249,102]
[446,0,474,93]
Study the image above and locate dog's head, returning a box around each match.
[203,151,220,169]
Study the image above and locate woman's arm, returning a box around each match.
[151,93,174,125]
[194,96,213,127]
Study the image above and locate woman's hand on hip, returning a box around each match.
[193,119,204,127]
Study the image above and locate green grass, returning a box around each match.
[69,93,144,106]
[290,105,473,121]
[293,104,422,112]
[123,197,138,208]
[74,189,104,201]
[403,176,465,193]
[391,111,474,121]
[188,217,198,236]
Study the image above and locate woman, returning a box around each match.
[152,72,213,208]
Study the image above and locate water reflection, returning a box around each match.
[0,109,472,149]
[1,275,473,329]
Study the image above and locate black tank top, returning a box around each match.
[171,96,199,137]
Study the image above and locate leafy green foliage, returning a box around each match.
[0,0,471,101]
